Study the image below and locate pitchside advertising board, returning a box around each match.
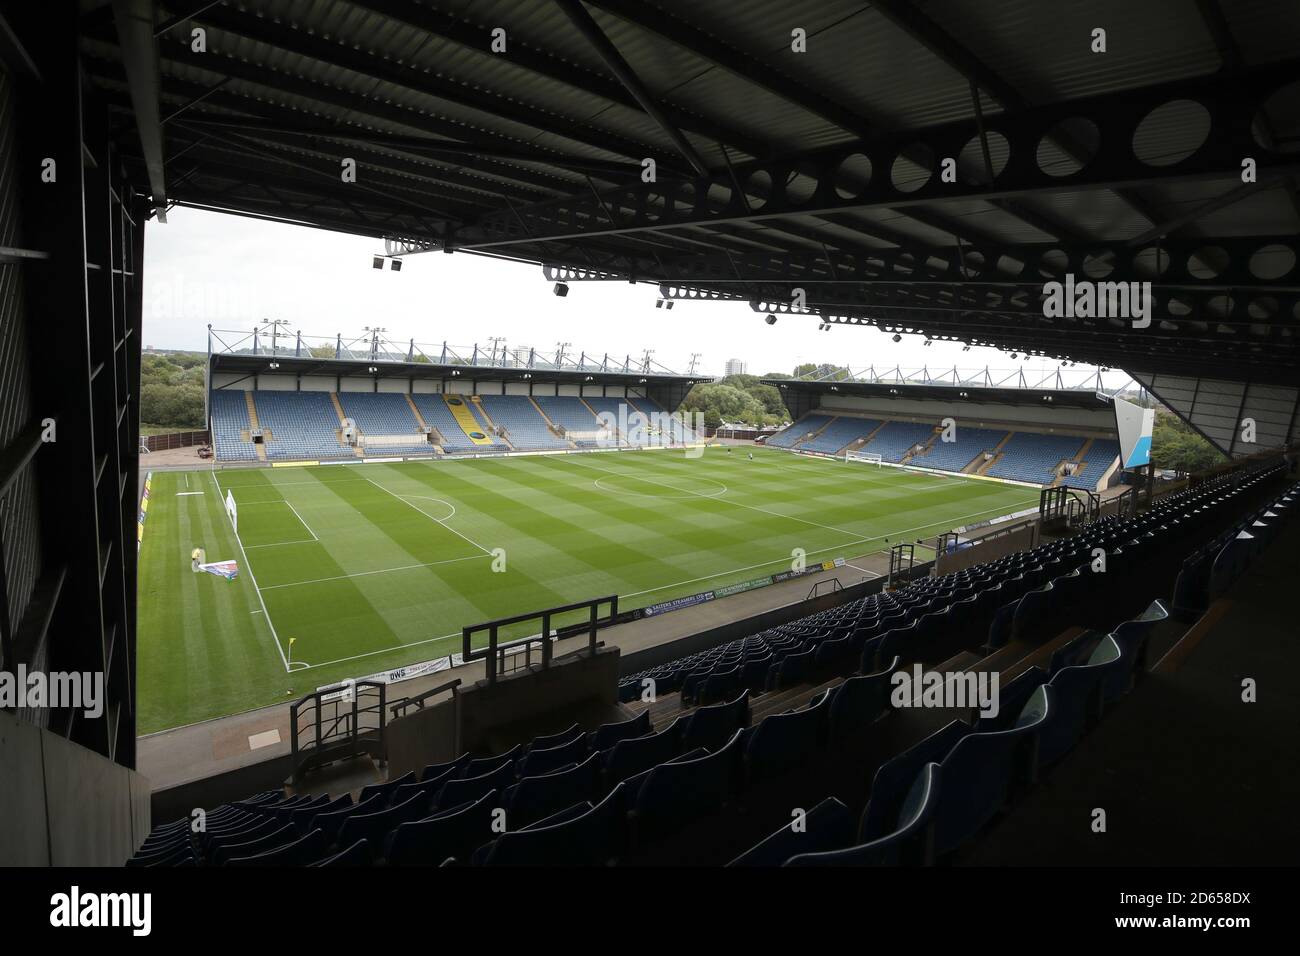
[1113,396,1155,469]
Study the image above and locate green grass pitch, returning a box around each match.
[136,446,1040,732]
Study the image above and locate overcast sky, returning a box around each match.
[142,206,1128,387]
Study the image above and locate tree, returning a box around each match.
[1151,412,1225,476]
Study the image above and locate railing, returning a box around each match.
[389,678,461,719]
[807,577,844,599]
[463,595,618,684]
[289,680,387,784]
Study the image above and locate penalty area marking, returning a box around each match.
[592,475,728,499]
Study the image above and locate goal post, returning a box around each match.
[845,449,883,467]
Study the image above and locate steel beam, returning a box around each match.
[111,0,167,221]
[449,58,1300,250]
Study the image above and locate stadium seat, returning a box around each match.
[289,793,352,833]
[589,710,651,751]
[476,782,629,866]
[383,789,501,866]
[504,752,602,828]
[627,729,744,846]
[679,691,750,752]
[336,792,433,850]
[226,828,329,867]
[860,719,970,842]
[435,759,519,810]
[603,719,685,788]
[211,823,301,866]
[357,771,416,808]
[527,723,584,752]
[784,764,940,867]
[742,692,830,783]
[727,798,856,866]
[827,656,899,747]
[311,839,373,867]
[312,793,388,845]
[920,689,1054,857]
[516,733,590,779]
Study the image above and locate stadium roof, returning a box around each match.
[87,1,1300,385]
[767,377,1114,411]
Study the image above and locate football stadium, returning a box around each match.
[2,0,1299,929]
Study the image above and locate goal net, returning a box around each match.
[845,450,883,466]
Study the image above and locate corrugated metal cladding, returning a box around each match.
[918,0,1222,102]
[1131,371,1300,455]
[0,70,42,647]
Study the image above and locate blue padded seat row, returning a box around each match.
[784,764,940,867]
[211,822,300,866]
[860,719,971,843]
[226,828,328,867]
[435,758,518,810]
[678,691,750,753]
[527,722,584,752]
[742,691,830,783]
[916,686,1054,857]
[516,732,590,779]
[384,789,500,866]
[291,793,353,833]
[627,729,744,847]
[590,709,651,751]
[312,838,373,867]
[504,753,602,829]
[314,792,388,845]
[357,770,416,807]
[826,656,899,746]
[727,798,856,867]
[475,782,628,866]
[603,719,685,787]
[337,792,433,850]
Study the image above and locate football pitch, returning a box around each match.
[137,446,1040,732]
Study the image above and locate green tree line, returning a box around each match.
[140,352,207,430]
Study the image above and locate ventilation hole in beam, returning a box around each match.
[833,153,873,199]
[1036,117,1098,177]
[1132,99,1211,167]
[1248,243,1296,280]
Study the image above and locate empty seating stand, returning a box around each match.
[478,395,568,449]
[210,389,259,461]
[986,432,1086,484]
[253,391,352,461]
[127,464,1294,868]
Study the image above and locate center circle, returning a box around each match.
[398,495,457,521]
[593,475,728,499]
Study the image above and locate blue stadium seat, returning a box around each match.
[226,828,329,867]
[860,719,970,842]
[727,798,856,867]
[827,656,899,747]
[383,789,500,866]
[603,720,684,787]
[435,759,518,810]
[589,710,651,751]
[504,753,602,829]
[516,734,590,778]
[679,691,750,752]
[336,792,433,850]
[784,763,940,867]
[628,729,744,846]
[476,782,628,866]
[311,838,373,867]
[742,692,830,783]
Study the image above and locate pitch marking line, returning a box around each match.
[209,471,292,673]
[565,454,864,539]
[361,474,494,555]
[259,554,488,591]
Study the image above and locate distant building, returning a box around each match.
[724,358,747,377]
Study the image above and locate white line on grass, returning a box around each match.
[618,498,1039,600]
[260,553,488,591]
[284,500,319,541]
[361,473,493,556]
[565,454,865,539]
[209,471,292,673]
